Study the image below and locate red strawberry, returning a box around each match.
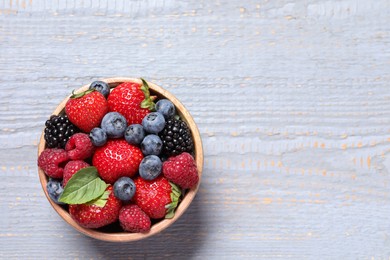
[65,89,108,133]
[107,79,155,125]
[63,160,90,186]
[119,204,151,233]
[65,133,94,160]
[162,152,199,189]
[92,139,143,184]
[69,186,122,229]
[38,148,68,178]
[133,176,181,219]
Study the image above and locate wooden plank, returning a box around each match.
[1,0,390,259]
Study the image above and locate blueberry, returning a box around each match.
[113,177,136,201]
[142,112,165,134]
[89,127,107,146]
[141,134,163,155]
[156,99,176,119]
[124,124,145,145]
[101,112,127,138]
[46,178,65,205]
[139,155,162,180]
[89,81,110,98]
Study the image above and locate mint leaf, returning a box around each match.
[58,166,107,204]
[86,189,110,207]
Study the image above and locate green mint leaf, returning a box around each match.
[86,190,111,207]
[58,166,107,204]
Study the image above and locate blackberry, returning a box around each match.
[159,118,194,156]
[44,114,78,148]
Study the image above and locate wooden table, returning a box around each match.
[1,0,389,259]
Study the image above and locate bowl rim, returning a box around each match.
[37,77,203,242]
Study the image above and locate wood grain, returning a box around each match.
[1,0,390,259]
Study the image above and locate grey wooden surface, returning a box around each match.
[1,0,390,259]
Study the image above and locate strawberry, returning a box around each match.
[65,89,108,133]
[69,186,122,229]
[133,176,181,219]
[92,139,143,184]
[162,152,199,189]
[38,148,69,179]
[119,204,151,233]
[107,79,155,125]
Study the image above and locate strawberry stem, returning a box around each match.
[70,89,95,99]
[140,78,156,111]
[165,182,182,219]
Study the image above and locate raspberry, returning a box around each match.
[119,204,151,232]
[38,148,69,179]
[63,160,90,186]
[162,152,199,189]
[65,133,94,160]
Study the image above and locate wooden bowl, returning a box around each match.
[37,77,203,242]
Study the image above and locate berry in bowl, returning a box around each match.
[37,78,203,242]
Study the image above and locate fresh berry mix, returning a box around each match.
[156,99,176,119]
[142,112,166,134]
[89,81,110,98]
[101,112,127,138]
[37,78,199,234]
[113,177,136,201]
[46,178,65,205]
[89,127,107,147]
[159,118,194,156]
[44,115,78,148]
[124,124,145,145]
[139,155,162,180]
[141,134,163,156]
